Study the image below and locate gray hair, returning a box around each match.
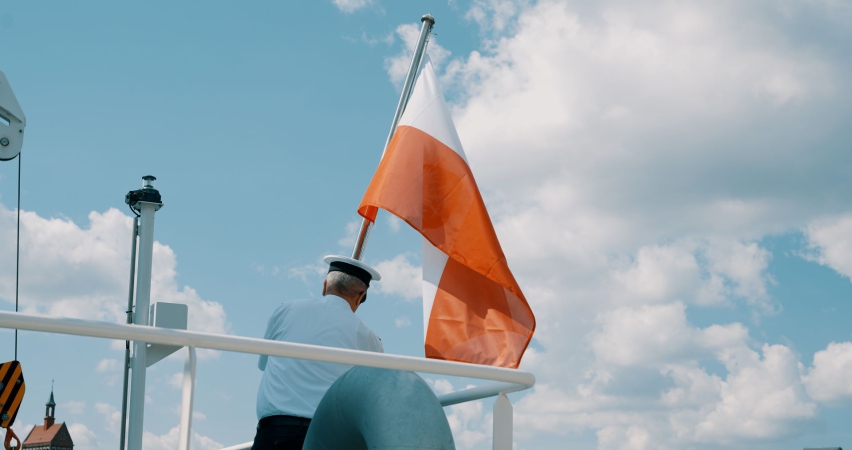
[326,271,367,298]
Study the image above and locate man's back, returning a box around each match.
[256,296,383,419]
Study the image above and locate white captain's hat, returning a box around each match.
[323,255,382,286]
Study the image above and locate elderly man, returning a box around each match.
[252,256,384,450]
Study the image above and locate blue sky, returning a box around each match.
[2,1,852,449]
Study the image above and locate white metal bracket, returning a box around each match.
[146,302,188,367]
[0,70,26,161]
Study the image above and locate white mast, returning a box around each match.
[126,176,163,450]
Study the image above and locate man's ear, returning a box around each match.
[322,279,327,296]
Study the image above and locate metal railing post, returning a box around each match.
[178,347,197,450]
[492,393,512,450]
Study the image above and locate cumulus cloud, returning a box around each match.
[589,302,748,367]
[385,24,451,86]
[95,402,121,436]
[427,379,490,450]
[373,253,421,301]
[803,341,852,404]
[63,400,86,415]
[692,344,817,443]
[337,219,361,248]
[387,0,852,447]
[385,214,402,232]
[804,215,852,280]
[0,204,229,337]
[93,401,219,449]
[96,358,120,373]
[168,371,184,389]
[446,2,844,258]
[67,423,100,449]
[332,0,375,14]
[142,426,223,450]
[465,0,529,34]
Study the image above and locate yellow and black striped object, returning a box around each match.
[0,361,25,428]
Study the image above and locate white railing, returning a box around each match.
[0,310,534,450]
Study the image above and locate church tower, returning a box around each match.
[22,386,74,450]
[44,388,56,429]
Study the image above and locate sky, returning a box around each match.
[1,0,852,449]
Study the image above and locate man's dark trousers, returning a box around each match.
[251,415,312,450]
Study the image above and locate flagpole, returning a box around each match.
[351,13,435,261]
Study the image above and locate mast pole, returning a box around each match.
[351,13,435,261]
[125,176,163,450]
[119,216,139,450]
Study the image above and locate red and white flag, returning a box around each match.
[358,57,536,368]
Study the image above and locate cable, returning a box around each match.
[14,153,21,361]
[128,202,140,218]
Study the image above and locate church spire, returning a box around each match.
[44,381,56,428]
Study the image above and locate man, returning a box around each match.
[252,255,384,450]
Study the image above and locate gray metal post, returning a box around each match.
[492,393,513,450]
[119,217,139,450]
[126,176,163,450]
[178,347,197,450]
[351,13,435,261]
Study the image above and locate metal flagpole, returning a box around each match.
[351,13,435,261]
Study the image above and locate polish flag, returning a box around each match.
[358,57,536,368]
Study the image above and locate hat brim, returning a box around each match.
[323,255,382,281]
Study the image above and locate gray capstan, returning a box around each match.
[304,366,455,450]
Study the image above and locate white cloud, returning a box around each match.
[804,215,852,280]
[332,0,374,14]
[337,219,361,248]
[0,205,230,339]
[445,398,490,450]
[67,423,99,449]
[142,426,223,450]
[394,315,411,328]
[96,358,120,373]
[95,402,121,436]
[168,371,184,389]
[606,239,776,313]
[597,426,651,450]
[465,0,529,34]
[803,341,852,403]
[385,213,402,232]
[589,302,748,367]
[426,379,490,449]
[288,263,326,286]
[63,400,86,415]
[692,344,817,443]
[425,0,852,446]
[251,262,282,278]
[373,253,421,301]
[385,24,451,86]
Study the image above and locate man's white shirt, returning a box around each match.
[256,295,384,420]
